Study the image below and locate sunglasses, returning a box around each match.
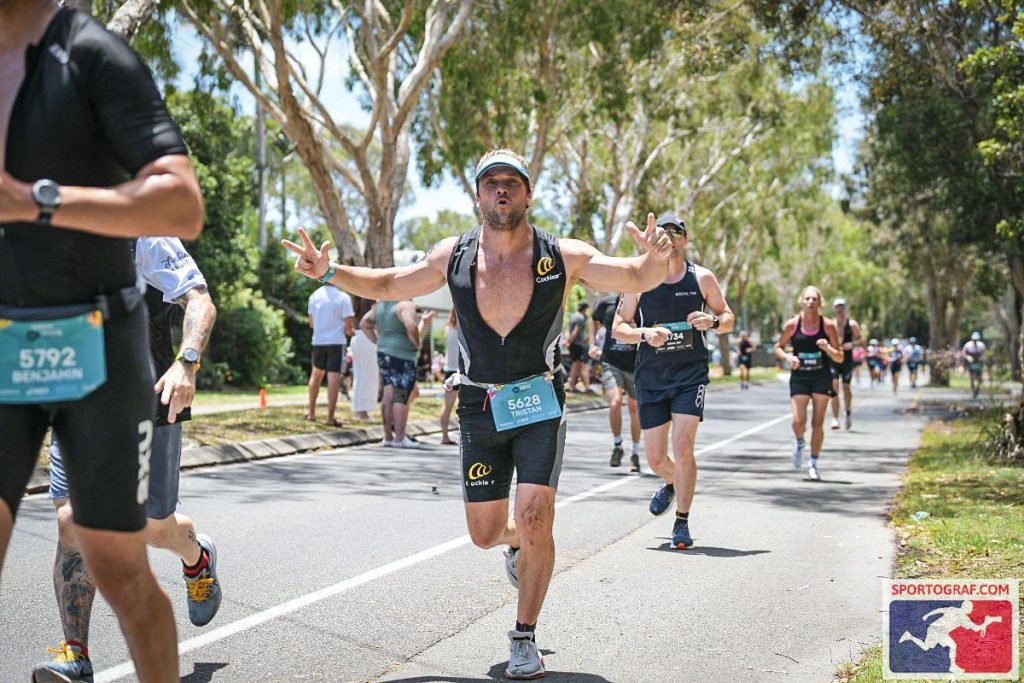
[665,225,687,237]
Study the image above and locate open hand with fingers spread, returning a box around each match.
[281,227,332,280]
[624,212,672,260]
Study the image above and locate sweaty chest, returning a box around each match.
[475,252,535,338]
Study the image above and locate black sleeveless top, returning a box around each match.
[599,295,637,372]
[791,316,830,374]
[447,226,566,412]
[838,318,853,365]
[1,9,186,307]
[634,261,709,394]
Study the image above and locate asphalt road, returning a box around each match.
[1,376,927,682]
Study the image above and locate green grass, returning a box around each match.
[711,366,782,384]
[834,409,1024,682]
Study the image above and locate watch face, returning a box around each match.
[34,181,61,207]
[181,348,200,363]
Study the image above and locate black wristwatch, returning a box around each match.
[176,347,200,366]
[32,179,62,224]
[711,315,720,330]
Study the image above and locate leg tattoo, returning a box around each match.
[53,540,98,646]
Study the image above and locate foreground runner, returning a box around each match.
[613,213,735,549]
[828,298,861,430]
[774,286,844,481]
[0,4,204,681]
[284,149,671,679]
[590,294,642,471]
[34,238,221,683]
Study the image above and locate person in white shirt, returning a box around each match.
[306,284,354,426]
[962,331,987,398]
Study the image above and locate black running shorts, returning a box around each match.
[789,370,835,397]
[312,344,345,373]
[459,410,567,503]
[637,382,707,429]
[0,305,155,531]
[831,360,853,384]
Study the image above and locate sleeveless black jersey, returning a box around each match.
[634,261,709,393]
[598,295,637,372]
[791,316,830,374]
[448,226,566,411]
[1,9,187,307]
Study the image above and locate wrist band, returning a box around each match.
[319,264,336,283]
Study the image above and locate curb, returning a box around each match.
[24,397,610,495]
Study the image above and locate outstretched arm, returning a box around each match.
[282,227,451,300]
[562,213,671,293]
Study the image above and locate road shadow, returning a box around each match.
[646,543,770,558]
[384,659,612,682]
[180,662,229,682]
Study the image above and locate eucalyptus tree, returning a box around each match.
[178,0,473,266]
[415,0,673,205]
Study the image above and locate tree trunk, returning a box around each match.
[106,0,159,40]
[925,273,952,386]
[718,332,732,376]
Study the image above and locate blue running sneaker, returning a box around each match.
[649,483,675,516]
[506,630,545,679]
[672,518,693,549]
[504,547,519,589]
[185,534,222,627]
[32,642,94,683]
[791,441,804,469]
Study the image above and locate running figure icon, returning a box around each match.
[898,601,1003,674]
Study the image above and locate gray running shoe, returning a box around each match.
[503,547,519,589]
[845,413,852,430]
[506,631,545,679]
[185,534,222,627]
[31,642,93,683]
[609,445,624,467]
[791,441,804,469]
[629,453,641,473]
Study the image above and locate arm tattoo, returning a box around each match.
[179,286,216,353]
[53,541,97,646]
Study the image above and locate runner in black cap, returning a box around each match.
[284,148,672,679]
[613,213,735,550]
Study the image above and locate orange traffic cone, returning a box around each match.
[259,387,267,409]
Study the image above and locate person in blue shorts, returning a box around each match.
[613,213,735,550]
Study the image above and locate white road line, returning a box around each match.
[95,412,789,682]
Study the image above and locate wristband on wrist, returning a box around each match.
[320,264,337,283]
[640,328,647,343]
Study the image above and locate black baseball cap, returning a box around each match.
[656,213,687,233]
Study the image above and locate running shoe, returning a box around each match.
[845,413,852,430]
[32,642,93,683]
[394,436,420,449]
[807,464,821,481]
[671,517,693,549]
[382,439,395,447]
[649,483,675,516]
[506,631,545,679]
[629,453,641,473]
[830,417,840,430]
[791,441,804,469]
[609,445,624,467]
[504,547,519,589]
[185,534,222,627]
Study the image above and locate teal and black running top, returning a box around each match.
[634,261,709,393]
[1,8,187,307]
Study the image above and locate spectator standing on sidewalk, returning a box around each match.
[306,283,354,426]
[349,295,378,420]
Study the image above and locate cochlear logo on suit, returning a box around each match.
[535,257,560,283]
[468,462,493,481]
